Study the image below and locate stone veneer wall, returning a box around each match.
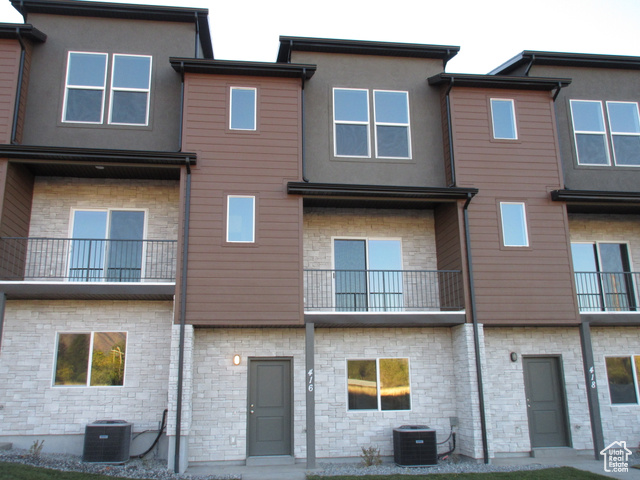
[28,177,180,241]
[482,327,592,454]
[303,208,437,271]
[0,300,173,453]
[591,326,640,447]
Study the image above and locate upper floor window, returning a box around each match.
[607,101,640,166]
[63,52,152,126]
[227,195,255,243]
[230,87,257,130]
[333,88,411,159]
[490,98,517,140]
[500,202,529,247]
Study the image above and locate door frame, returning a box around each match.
[246,357,294,458]
[522,355,572,449]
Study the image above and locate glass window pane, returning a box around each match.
[347,360,378,410]
[336,124,368,156]
[380,358,410,410]
[72,211,107,239]
[612,135,640,166]
[571,243,600,311]
[112,55,151,89]
[55,333,90,385]
[90,332,126,386]
[108,211,144,282]
[231,88,256,130]
[606,357,638,404]
[608,102,640,134]
[491,99,517,139]
[227,196,255,242]
[335,240,367,311]
[374,91,408,124]
[572,101,605,132]
[500,203,528,247]
[376,125,409,158]
[111,91,148,125]
[334,89,368,122]
[67,53,107,87]
[70,211,107,281]
[571,243,597,272]
[65,89,104,123]
[575,133,609,165]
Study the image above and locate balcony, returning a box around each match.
[575,271,639,312]
[0,237,177,300]
[304,269,465,327]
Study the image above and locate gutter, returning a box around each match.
[11,28,26,144]
[463,192,489,464]
[174,159,192,474]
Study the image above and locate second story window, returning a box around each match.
[570,100,611,165]
[333,88,411,159]
[227,195,255,243]
[606,101,640,166]
[63,52,152,126]
[230,87,257,130]
[500,202,529,247]
[490,98,517,140]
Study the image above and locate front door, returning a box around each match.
[248,359,292,457]
[522,356,570,448]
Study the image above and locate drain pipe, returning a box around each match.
[11,28,26,145]
[193,12,200,58]
[301,68,309,182]
[463,192,489,464]
[444,77,456,187]
[174,158,192,473]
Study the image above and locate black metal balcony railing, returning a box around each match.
[0,237,177,282]
[574,271,639,312]
[304,269,464,312]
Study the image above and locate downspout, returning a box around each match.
[193,12,200,58]
[174,158,191,474]
[11,29,26,145]
[445,77,455,187]
[177,63,185,152]
[524,54,535,76]
[463,192,489,464]
[301,68,309,182]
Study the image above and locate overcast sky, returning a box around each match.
[2,0,640,74]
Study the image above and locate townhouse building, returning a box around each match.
[0,0,639,474]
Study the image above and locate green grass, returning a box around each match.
[0,461,149,480]
[306,466,612,480]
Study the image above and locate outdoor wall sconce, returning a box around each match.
[510,352,518,362]
[233,355,241,366]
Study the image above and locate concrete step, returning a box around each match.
[0,442,13,451]
[531,447,578,458]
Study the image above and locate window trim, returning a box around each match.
[108,54,152,126]
[570,99,612,166]
[499,201,530,248]
[229,86,257,131]
[346,357,412,412]
[606,101,640,167]
[52,331,128,387]
[62,51,109,124]
[490,98,518,140]
[373,89,412,159]
[226,195,256,243]
[604,354,640,405]
[333,87,371,158]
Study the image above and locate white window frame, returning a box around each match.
[62,51,108,124]
[226,195,256,243]
[604,354,640,405]
[606,101,640,167]
[52,331,128,387]
[499,202,529,247]
[108,54,152,126]
[570,99,612,166]
[490,98,518,140]
[346,357,412,412]
[373,90,411,159]
[230,86,257,131]
[333,88,371,158]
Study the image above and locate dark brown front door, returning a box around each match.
[248,359,292,457]
[522,356,570,448]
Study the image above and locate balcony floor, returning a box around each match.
[305,311,466,327]
[0,281,175,300]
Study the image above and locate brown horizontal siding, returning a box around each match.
[182,74,303,327]
[451,87,579,326]
[0,40,21,144]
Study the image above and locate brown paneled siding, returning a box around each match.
[0,39,22,144]
[181,74,303,326]
[450,87,579,325]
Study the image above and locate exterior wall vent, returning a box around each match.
[393,425,437,466]
[82,420,132,464]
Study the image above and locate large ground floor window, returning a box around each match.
[347,358,410,411]
[605,355,640,404]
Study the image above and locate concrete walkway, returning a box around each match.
[186,455,640,480]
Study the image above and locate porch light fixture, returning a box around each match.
[510,352,518,362]
[233,354,241,366]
